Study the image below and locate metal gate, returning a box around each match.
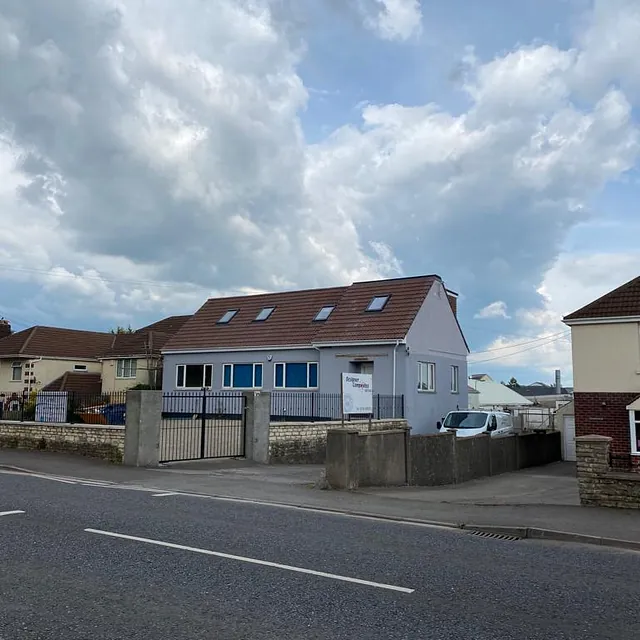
[160,391,246,463]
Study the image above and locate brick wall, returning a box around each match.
[269,419,408,464]
[576,435,640,509]
[0,421,125,463]
[574,392,638,469]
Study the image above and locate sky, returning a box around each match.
[0,0,639,387]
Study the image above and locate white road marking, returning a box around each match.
[0,510,25,517]
[152,492,180,497]
[18,472,76,484]
[85,528,415,594]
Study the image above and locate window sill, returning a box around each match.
[450,391,460,395]
[175,387,213,391]
[223,387,263,391]
[274,388,319,391]
[417,389,436,394]
[116,377,137,380]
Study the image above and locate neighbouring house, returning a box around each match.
[42,371,103,395]
[510,370,573,408]
[467,385,481,409]
[99,315,190,392]
[0,325,113,394]
[162,275,469,434]
[467,374,533,409]
[563,275,640,470]
[0,315,192,399]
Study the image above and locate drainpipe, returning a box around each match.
[392,340,401,418]
[27,357,43,394]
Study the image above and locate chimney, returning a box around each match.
[446,291,458,317]
[0,319,11,339]
[555,369,562,394]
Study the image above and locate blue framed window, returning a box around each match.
[274,362,319,389]
[222,363,263,389]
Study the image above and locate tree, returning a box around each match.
[507,377,519,388]
[110,325,134,334]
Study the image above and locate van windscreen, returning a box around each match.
[443,412,487,429]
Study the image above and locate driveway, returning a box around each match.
[360,462,579,507]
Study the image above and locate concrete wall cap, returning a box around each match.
[576,435,613,442]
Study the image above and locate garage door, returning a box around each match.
[563,415,576,461]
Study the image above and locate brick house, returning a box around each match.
[563,276,640,470]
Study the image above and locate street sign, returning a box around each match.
[341,372,373,415]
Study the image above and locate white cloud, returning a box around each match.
[0,0,639,352]
[475,301,510,320]
[470,252,640,380]
[358,0,423,41]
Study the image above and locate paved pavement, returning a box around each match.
[1,450,639,547]
[2,470,640,639]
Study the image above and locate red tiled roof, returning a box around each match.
[137,315,191,334]
[163,275,442,352]
[42,372,103,394]
[102,331,172,358]
[0,326,114,359]
[563,276,640,322]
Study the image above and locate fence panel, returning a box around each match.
[270,392,405,422]
[0,390,127,425]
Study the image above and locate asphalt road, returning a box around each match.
[1,471,639,640]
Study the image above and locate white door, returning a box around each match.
[563,415,576,461]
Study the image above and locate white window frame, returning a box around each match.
[222,363,263,389]
[450,365,459,394]
[631,411,640,456]
[11,361,22,382]
[273,362,319,390]
[116,358,137,380]
[175,363,213,389]
[418,361,436,393]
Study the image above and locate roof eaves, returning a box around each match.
[162,344,314,355]
[563,315,640,326]
[312,339,406,347]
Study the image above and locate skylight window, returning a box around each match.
[255,306,275,322]
[217,310,237,324]
[314,306,335,321]
[366,295,390,312]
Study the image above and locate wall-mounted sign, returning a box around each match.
[341,373,373,415]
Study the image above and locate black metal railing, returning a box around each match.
[0,390,127,425]
[270,392,404,422]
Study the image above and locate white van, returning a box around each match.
[439,410,514,438]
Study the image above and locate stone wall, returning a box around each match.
[269,419,408,464]
[576,435,640,509]
[574,392,638,469]
[0,420,125,463]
